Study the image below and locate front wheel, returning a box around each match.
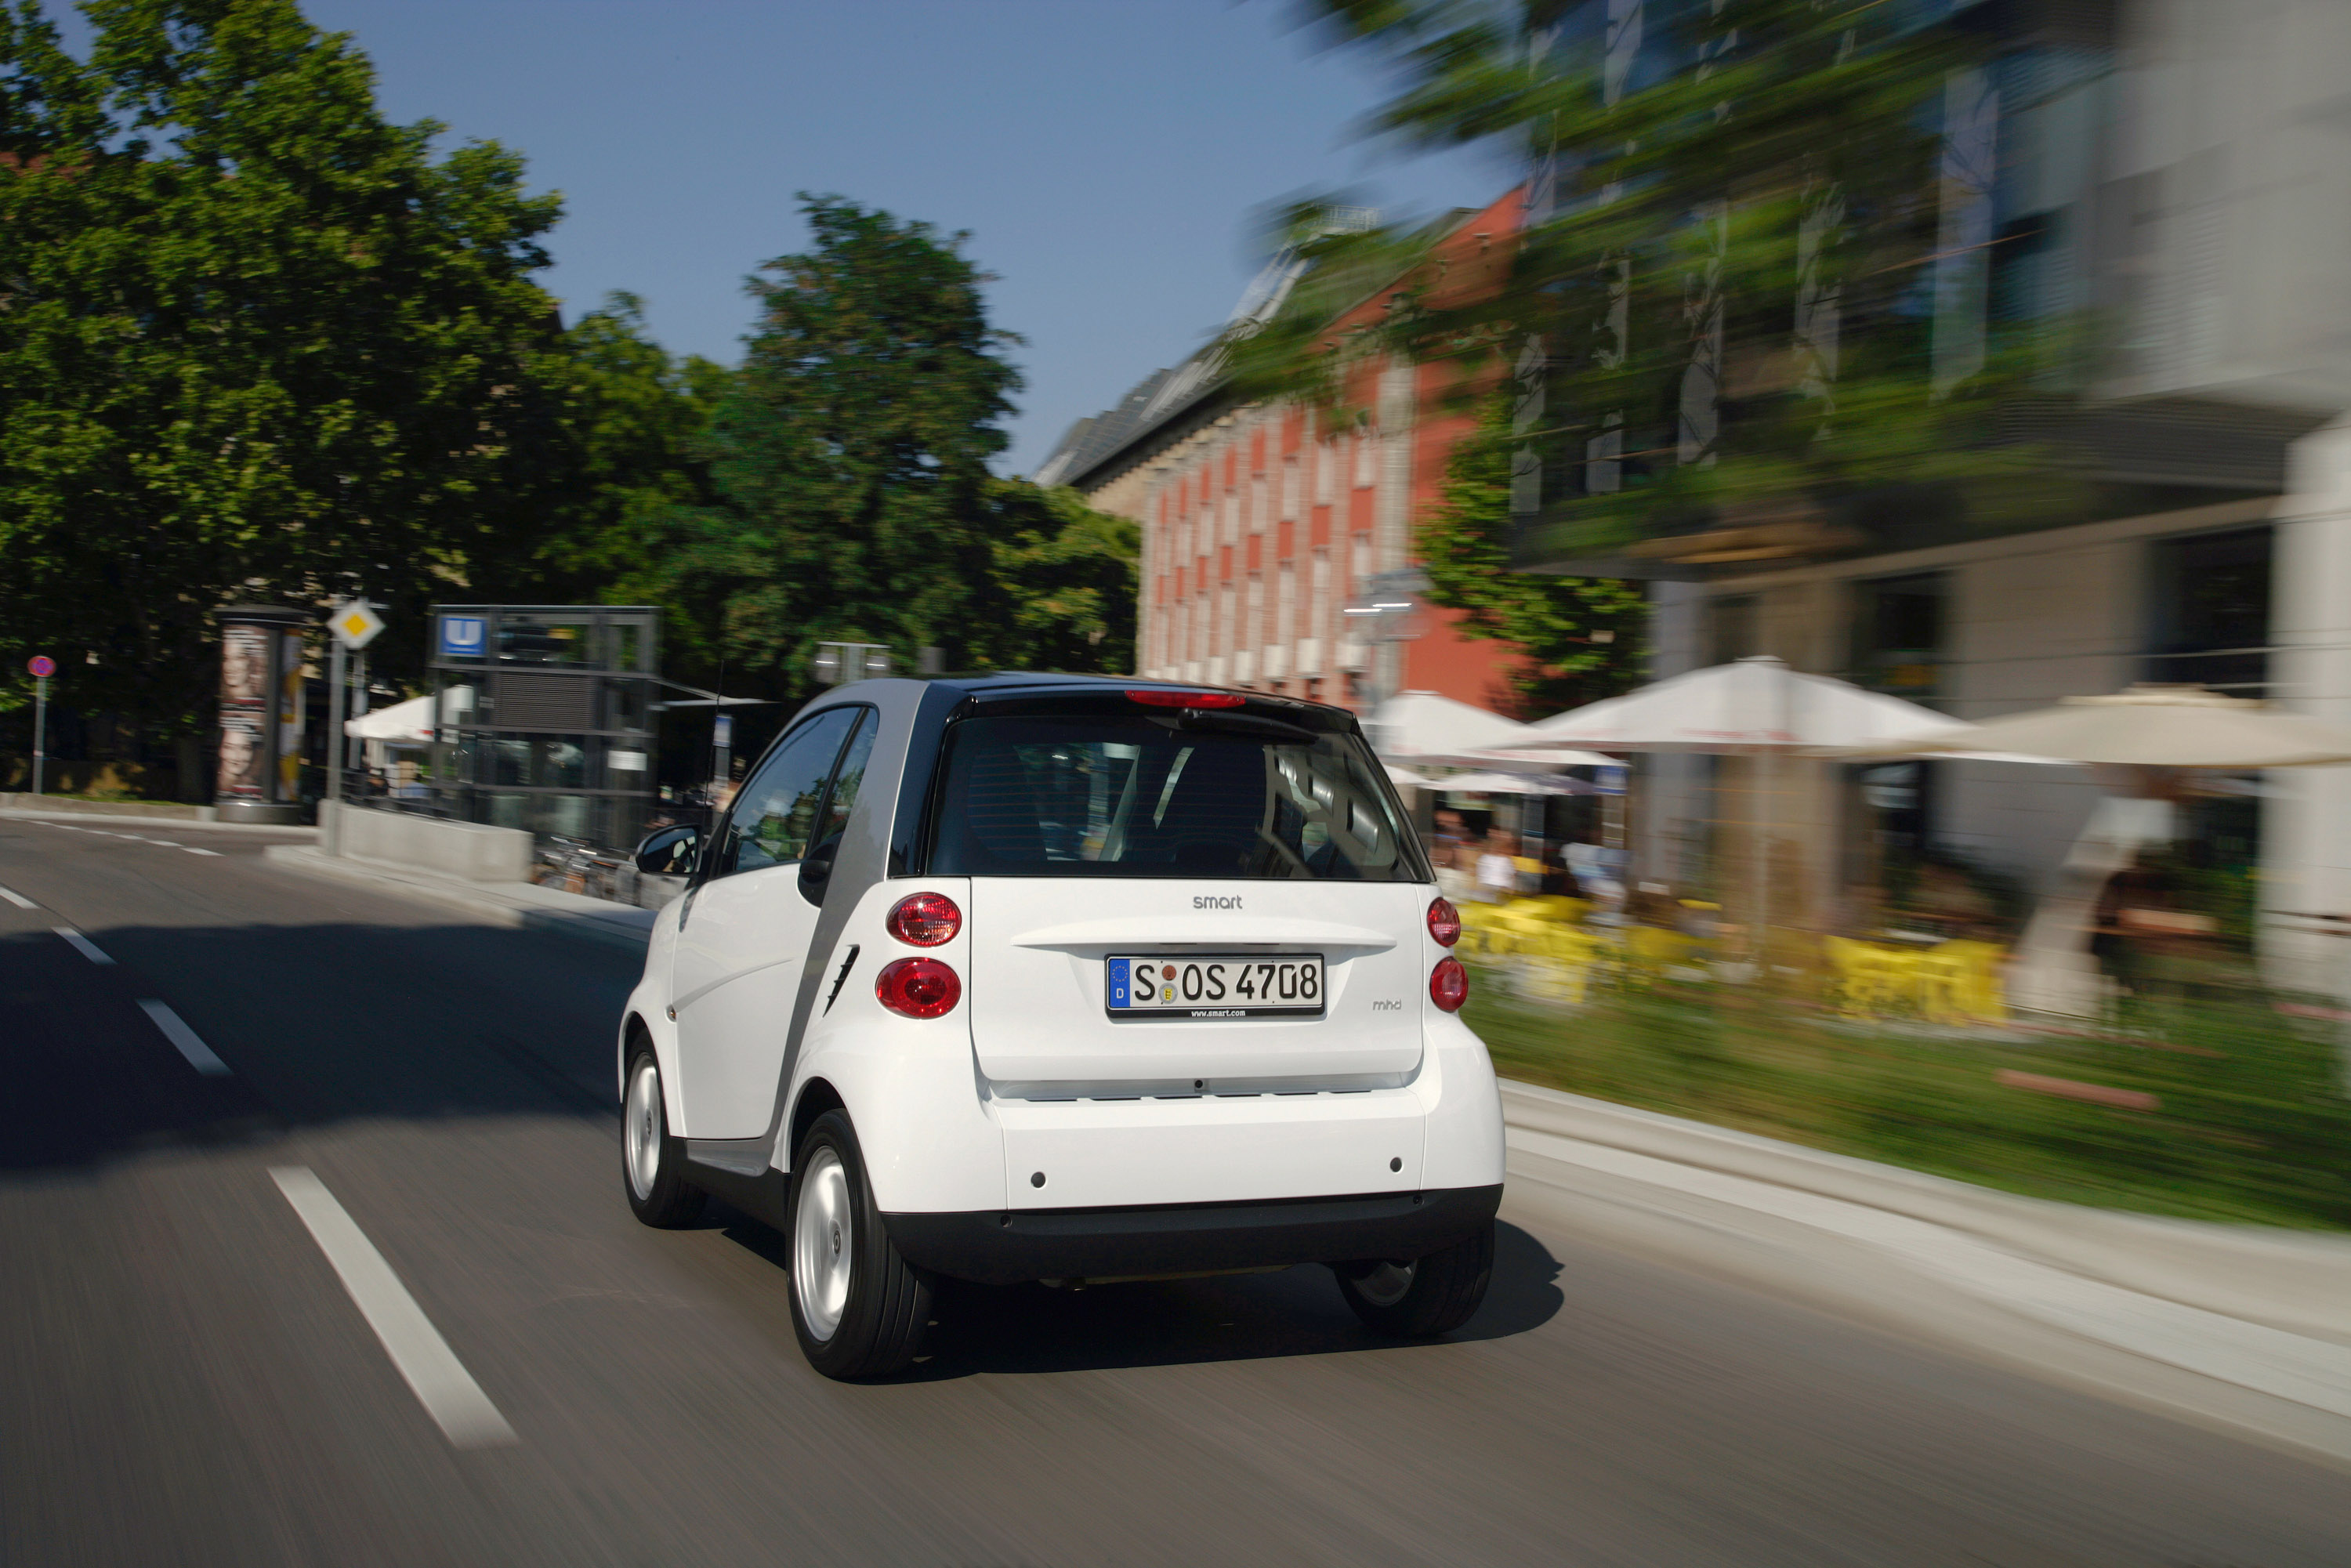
[788,1110,934,1379]
[1332,1221,1494,1337]
[621,1048,705,1229]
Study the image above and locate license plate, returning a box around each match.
[1105,955,1326,1020]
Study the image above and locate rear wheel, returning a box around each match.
[621,1048,705,1229]
[788,1110,933,1379]
[1332,1221,1494,1337]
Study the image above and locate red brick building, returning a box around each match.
[1034,188,1531,715]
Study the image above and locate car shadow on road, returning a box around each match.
[712,1208,1563,1379]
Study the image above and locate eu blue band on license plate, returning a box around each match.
[1105,954,1326,1020]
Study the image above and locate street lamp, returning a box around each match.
[813,642,892,685]
[1342,569,1431,706]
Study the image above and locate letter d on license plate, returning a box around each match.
[1106,954,1325,1020]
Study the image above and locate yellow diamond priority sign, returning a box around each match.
[330,600,386,650]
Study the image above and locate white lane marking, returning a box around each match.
[268,1168,517,1449]
[183,847,222,857]
[0,883,35,909]
[55,928,114,965]
[147,840,181,847]
[136,1000,231,1076]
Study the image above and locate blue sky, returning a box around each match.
[280,0,1510,476]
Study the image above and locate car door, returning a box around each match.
[670,704,871,1138]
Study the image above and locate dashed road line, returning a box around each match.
[136,1000,231,1076]
[183,847,223,857]
[269,1168,516,1450]
[0,883,34,909]
[55,928,114,965]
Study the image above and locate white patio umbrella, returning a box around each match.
[1361,690,1548,767]
[1834,685,2351,769]
[1384,763,1440,791]
[1522,655,1968,754]
[342,693,433,742]
[1834,686,2351,1016]
[1429,770,1608,796]
[1513,657,1972,951]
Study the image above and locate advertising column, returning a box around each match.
[215,604,310,824]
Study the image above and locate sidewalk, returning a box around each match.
[1504,1080,2351,1469]
[1,798,317,836]
[262,842,654,951]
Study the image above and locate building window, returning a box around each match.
[1313,442,1335,507]
[1281,454,1301,520]
[1850,573,1945,699]
[2146,526,2271,693]
[1353,429,1377,489]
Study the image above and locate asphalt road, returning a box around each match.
[5,814,2351,1567]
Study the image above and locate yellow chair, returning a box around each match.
[1931,939,2007,1023]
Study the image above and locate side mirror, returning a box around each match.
[635,824,701,878]
[798,831,844,902]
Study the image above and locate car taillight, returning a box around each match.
[1427,896,1462,947]
[876,957,960,1019]
[886,891,961,946]
[1125,688,1245,708]
[1429,956,1469,1012]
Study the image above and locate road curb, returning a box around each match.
[1498,1081,2351,1346]
[1502,1081,2351,1461]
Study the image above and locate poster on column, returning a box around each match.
[217,625,271,798]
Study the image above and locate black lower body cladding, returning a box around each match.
[881,1185,1503,1286]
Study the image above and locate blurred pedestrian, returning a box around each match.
[1433,840,1478,904]
[1476,829,1520,904]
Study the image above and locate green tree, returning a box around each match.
[521,292,727,610]
[0,0,566,731]
[1420,397,1644,714]
[976,477,1139,674]
[665,194,1136,694]
[1232,0,2066,574]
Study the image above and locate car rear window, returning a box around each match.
[924,712,1423,881]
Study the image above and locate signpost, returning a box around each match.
[324,600,386,846]
[26,656,53,796]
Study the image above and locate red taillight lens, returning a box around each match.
[876,957,960,1019]
[1125,688,1246,708]
[1429,956,1469,1012]
[1427,896,1462,947]
[886,891,962,947]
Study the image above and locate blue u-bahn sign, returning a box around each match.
[437,614,487,658]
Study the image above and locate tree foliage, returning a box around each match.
[1421,396,1644,714]
[527,292,727,609]
[1235,0,2069,570]
[0,0,567,726]
[660,195,1136,695]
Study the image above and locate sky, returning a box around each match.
[270,0,1512,477]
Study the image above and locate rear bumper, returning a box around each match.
[882,1183,1502,1286]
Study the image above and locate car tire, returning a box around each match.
[621,1048,706,1229]
[1331,1220,1494,1337]
[788,1110,934,1379]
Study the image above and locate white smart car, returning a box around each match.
[619,675,1505,1378]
